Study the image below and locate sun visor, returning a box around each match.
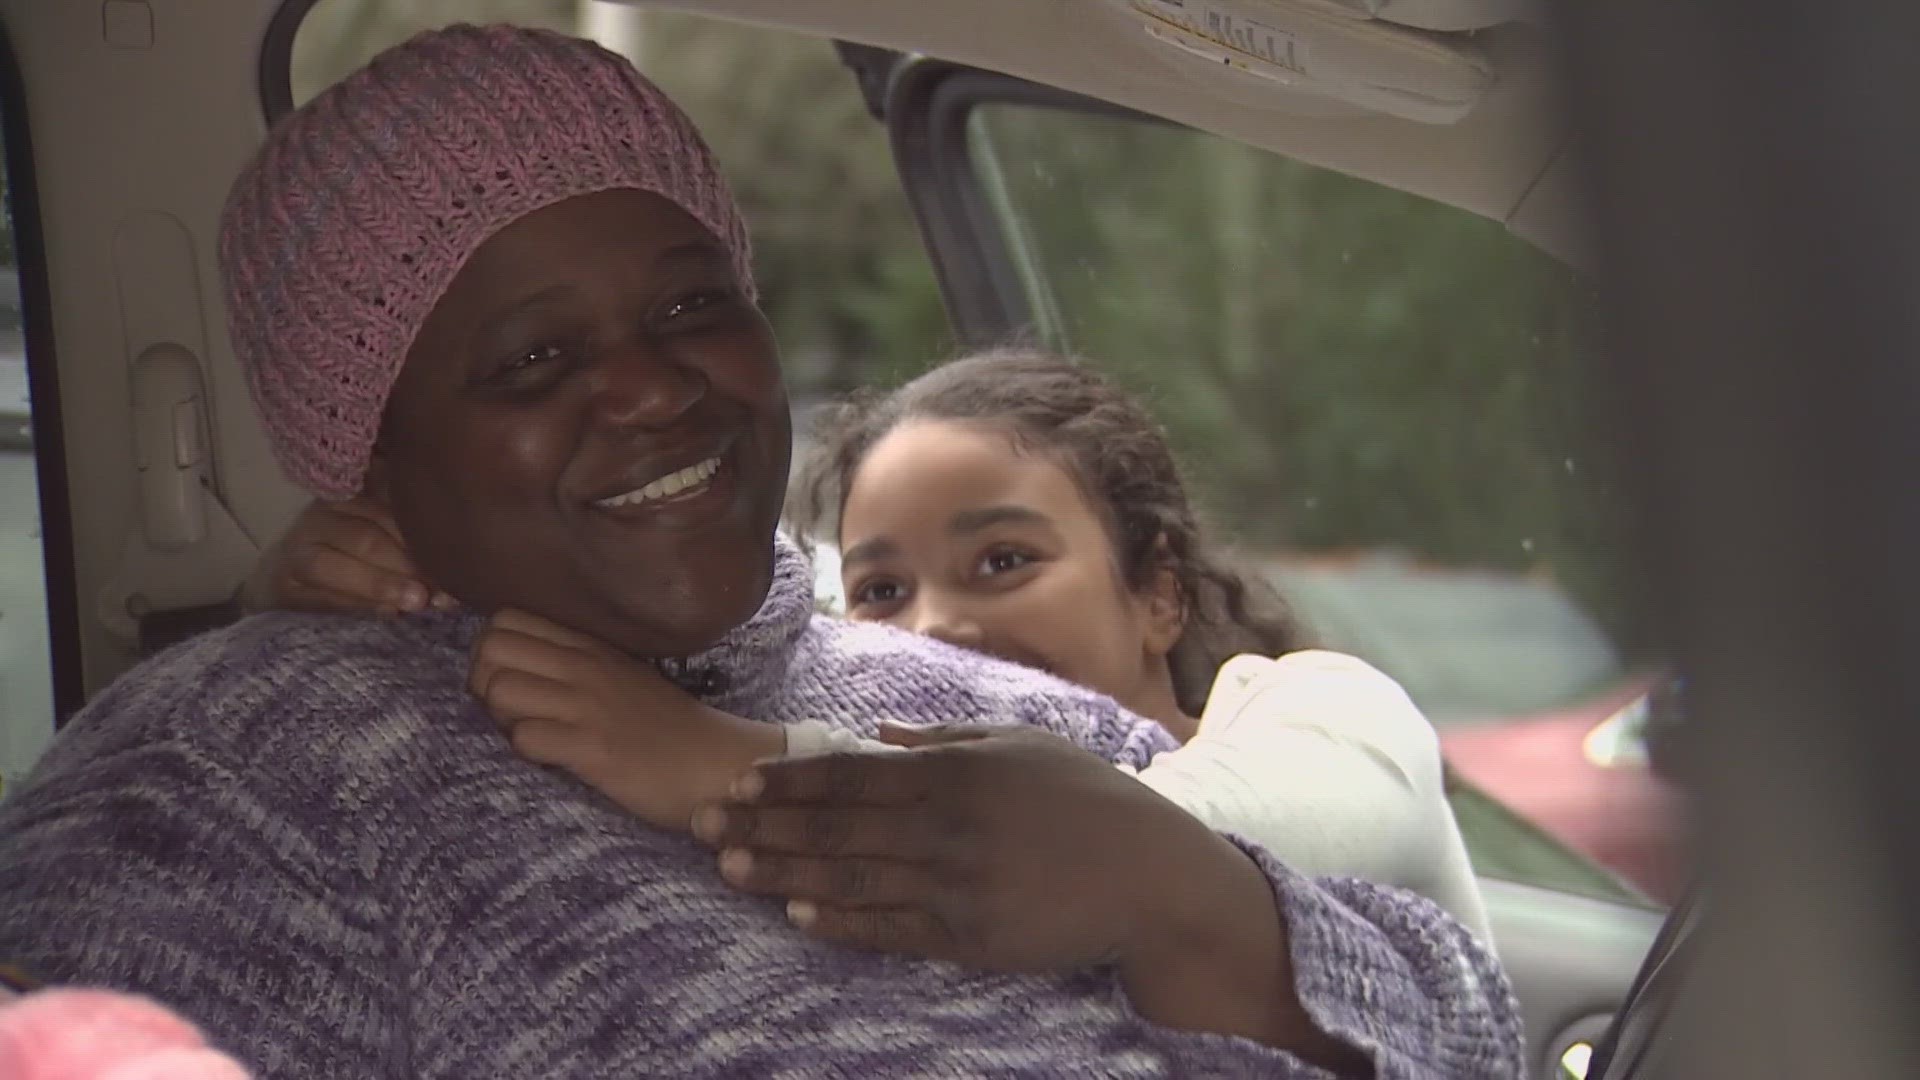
[1313,0,1539,33]
[1115,0,1506,124]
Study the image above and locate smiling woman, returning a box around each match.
[369,191,792,657]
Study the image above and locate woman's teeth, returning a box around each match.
[596,457,721,509]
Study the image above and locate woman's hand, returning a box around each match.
[243,498,444,617]
[470,609,785,831]
[690,724,1359,1063]
[694,725,1179,971]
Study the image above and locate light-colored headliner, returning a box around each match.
[623,0,1579,262]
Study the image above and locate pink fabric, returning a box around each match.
[0,988,252,1079]
[218,23,754,500]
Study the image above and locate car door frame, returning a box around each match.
[842,45,1166,352]
[0,15,81,725]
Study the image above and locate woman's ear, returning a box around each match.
[1139,536,1186,658]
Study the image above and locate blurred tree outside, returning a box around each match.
[969,106,1630,643]
[291,2,1636,654]
[622,15,954,399]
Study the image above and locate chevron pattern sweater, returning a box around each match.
[0,540,1523,1078]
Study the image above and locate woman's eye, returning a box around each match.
[976,549,1035,576]
[664,286,744,321]
[477,343,568,389]
[507,344,564,371]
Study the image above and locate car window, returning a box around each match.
[291,1,952,429]
[0,133,51,798]
[963,101,1676,904]
[1446,773,1645,906]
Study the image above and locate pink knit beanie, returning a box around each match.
[219,23,755,500]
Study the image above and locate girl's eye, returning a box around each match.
[976,549,1034,576]
[850,579,906,607]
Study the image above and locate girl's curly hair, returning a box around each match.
[788,348,1300,715]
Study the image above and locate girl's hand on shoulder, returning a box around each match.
[471,609,784,831]
[244,498,443,617]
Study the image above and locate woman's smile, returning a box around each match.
[581,436,757,531]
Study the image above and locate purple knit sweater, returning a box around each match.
[0,540,1523,1078]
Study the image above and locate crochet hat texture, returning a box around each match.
[219,23,754,499]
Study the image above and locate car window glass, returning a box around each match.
[0,126,51,798]
[965,101,1678,904]
[1446,775,1644,905]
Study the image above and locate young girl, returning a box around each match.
[796,348,1489,936]
[257,349,1491,943]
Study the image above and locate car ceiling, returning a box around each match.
[623,0,1581,263]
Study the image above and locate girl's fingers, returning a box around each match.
[292,542,430,614]
[470,626,598,690]
[507,718,592,768]
[489,608,609,654]
[327,497,402,533]
[477,669,584,729]
[275,581,399,619]
[314,501,420,577]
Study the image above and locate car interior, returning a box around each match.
[4,1,1916,1077]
